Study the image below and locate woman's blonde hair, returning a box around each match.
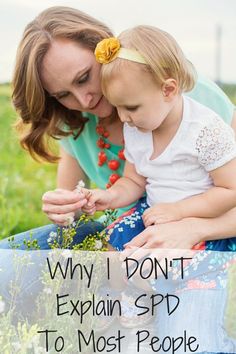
[12,6,113,162]
[101,25,196,96]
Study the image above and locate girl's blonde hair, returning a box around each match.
[101,25,196,96]
[12,6,113,162]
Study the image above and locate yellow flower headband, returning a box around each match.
[94,37,146,65]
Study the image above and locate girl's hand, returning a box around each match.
[42,188,88,226]
[79,188,97,215]
[87,189,114,211]
[142,203,182,226]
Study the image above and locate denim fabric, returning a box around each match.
[0,221,104,250]
[153,280,236,353]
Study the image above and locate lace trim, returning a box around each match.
[196,117,236,168]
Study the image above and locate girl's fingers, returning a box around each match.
[81,204,96,215]
[84,208,96,216]
[87,191,101,206]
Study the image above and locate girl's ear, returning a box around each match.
[161,79,178,100]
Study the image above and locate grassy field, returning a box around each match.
[221,83,236,104]
[0,84,57,238]
[0,82,236,238]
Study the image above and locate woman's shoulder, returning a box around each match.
[185,75,234,124]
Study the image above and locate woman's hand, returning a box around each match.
[42,188,88,226]
[122,218,204,261]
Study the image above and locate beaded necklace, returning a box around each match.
[96,123,125,188]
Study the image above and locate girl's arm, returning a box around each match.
[143,158,236,225]
[172,111,236,219]
[88,161,146,211]
[133,112,236,250]
[175,158,236,218]
[108,161,146,208]
[171,112,236,220]
[144,113,236,226]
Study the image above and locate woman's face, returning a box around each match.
[41,38,113,118]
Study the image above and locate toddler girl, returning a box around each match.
[83,25,236,254]
[82,27,236,347]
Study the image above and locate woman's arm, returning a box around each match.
[198,207,236,241]
[42,147,88,225]
[57,147,89,189]
[173,159,236,219]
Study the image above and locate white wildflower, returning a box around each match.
[66,215,74,225]
[0,300,5,314]
[47,231,57,243]
[94,240,103,250]
[76,179,85,193]
[49,231,57,239]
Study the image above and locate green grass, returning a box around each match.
[221,83,236,104]
[0,84,57,238]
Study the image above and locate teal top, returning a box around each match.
[60,76,235,216]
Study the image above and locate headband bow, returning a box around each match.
[95,37,146,64]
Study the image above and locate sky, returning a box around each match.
[0,0,236,83]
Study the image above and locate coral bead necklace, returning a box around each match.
[96,123,125,188]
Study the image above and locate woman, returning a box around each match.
[1,5,236,251]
